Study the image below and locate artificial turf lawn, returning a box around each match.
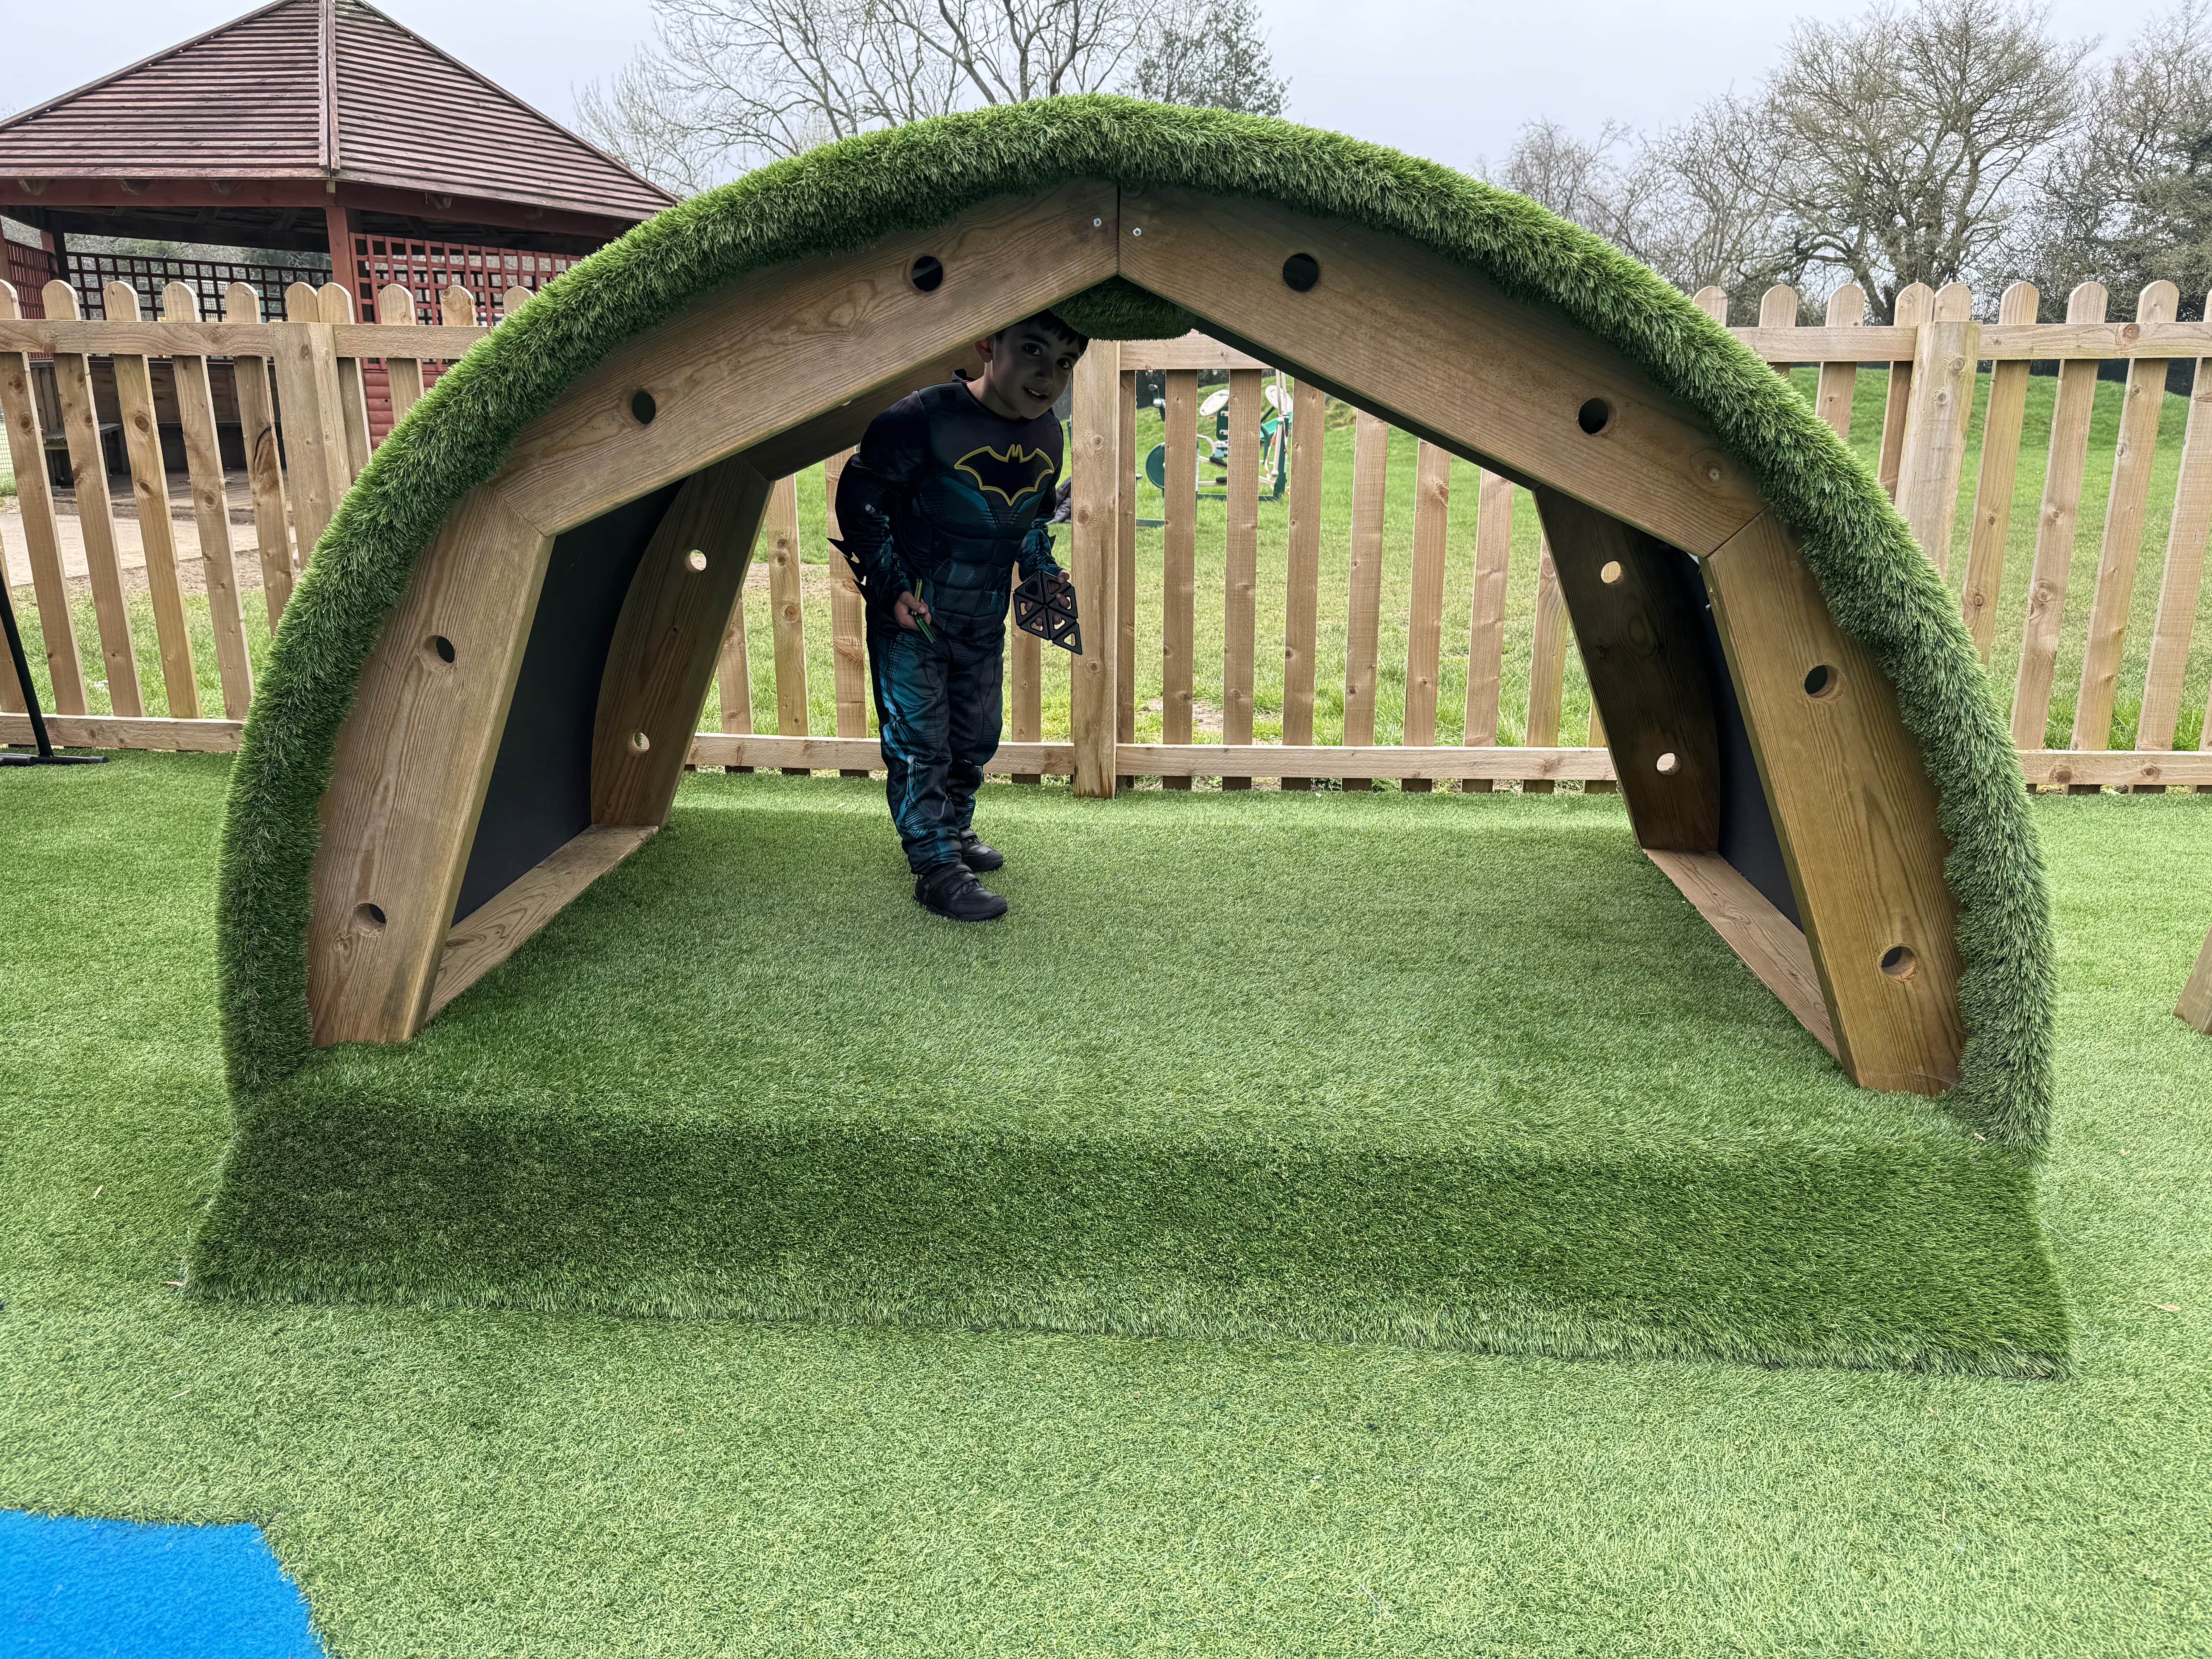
[5,756,2209,1655]
[182,767,2064,1376]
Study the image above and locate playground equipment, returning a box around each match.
[1141,375,1291,515]
[2183,925,2212,1034]
[215,102,2050,1136]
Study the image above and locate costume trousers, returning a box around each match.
[867,619,1005,873]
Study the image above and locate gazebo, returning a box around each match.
[0,0,673,326]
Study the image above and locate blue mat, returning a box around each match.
[1,1511,324,1658]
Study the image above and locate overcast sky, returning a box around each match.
[0,0,2186,179]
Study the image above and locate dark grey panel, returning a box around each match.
[453,483,682,923]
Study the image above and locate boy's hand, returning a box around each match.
[893,591,933,632]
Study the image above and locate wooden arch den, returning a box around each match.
[260,119,2016,1109]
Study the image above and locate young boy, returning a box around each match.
[833,310,1087,921]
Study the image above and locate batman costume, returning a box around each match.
[833,381,1064,882]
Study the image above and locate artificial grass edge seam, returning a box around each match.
[213,98,2053,1146]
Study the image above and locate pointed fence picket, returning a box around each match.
[3,294,2210,797]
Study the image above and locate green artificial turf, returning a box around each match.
[213,98,2052,1147]
[186,768,2063,1376]
[5,756,2210,1657]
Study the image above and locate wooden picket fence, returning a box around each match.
[0,274,520,743]
[4,282,2212,792]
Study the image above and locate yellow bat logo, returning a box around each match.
[956,444,1055,507]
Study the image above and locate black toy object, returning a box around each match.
[0,574,105,768]
[1013,568,1082,656]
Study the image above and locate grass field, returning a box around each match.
[9,364,2209,760]
[4,754,2209,1656]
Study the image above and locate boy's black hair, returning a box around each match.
[998,308,1089,352]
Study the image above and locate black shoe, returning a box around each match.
[914,863,1009,922]
[957,833,1004,872]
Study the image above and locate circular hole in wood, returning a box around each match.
[1655,751,1681,775]
[1803,663,1838,698]
[354,902,386,933]
[1578,398,1612,435]
[1881,944,1918,979]
[629,730,651,753]
[1282,252,1321,292]
[630,389,657,425]
[1599,560,1624,585]
[909,255,945,293]
[685,550,708,573]
[427,634,455,665]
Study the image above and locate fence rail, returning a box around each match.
[4,278,2211,793]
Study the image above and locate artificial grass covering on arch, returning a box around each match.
[191,774,2067,1377]
[217,98,2052,1145]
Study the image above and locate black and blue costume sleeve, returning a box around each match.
[833,382,1064,634]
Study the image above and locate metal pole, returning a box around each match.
[0,575,105,768]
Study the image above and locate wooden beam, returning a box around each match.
[2072,281,2181,756]
[822,447,871,773]
[0,713,242,752]
[2137,353,2212,754]
[1959,282,2040,659]
[2181,924,2212,1035]
[2016,750,2212,787]
[762,472,809,770]
[1161,369,1199,774]
[42,282,142,717]
[1893,283,1978,573]
[492,183,1117,535]
[103,283,199,718]
[0,281,89,714]
[1461,470,1515,792]
[273,281,351,558]
[1114,333,1272,371]
[1117,188,1767,556]
[222,283,295,627]
[1812,285,1864,441]
[1400,439,1452,791]
[687,732,1620,781]
[591,457,773,826]
[162,282,254,720]
[1647,850,1839,1058]
[1068,339,1122,797]
[1340,408,1389,789]
[319,282,374,481]
[1875,284,1932,503]
[1533,489,1719,851]
[307,486,555,1047]
[1220,366,1261,788]
[426,826,657,1023]
[1278,377,1325,789]
[1730,319,2212,361]
[2011,283,2111,749]
[1521,534,1568,794]
[1117,368,1139,781]
[1701,511,1965,1096]
[0,318,286,356]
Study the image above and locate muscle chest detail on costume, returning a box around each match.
[903,385,1062,548]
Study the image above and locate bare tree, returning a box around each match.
[1748,0,2092,318]
[1127,0,1288,116]
[1635,99,1820,313]
[1486,112,1811,316]
[1491,118,1639,233]
[2016,3,2212,318]
[578,0,1163,194]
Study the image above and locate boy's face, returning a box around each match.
[971,319,1084,420]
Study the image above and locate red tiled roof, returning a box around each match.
[0,0,675,221]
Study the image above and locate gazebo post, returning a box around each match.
[322,200,353,308]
